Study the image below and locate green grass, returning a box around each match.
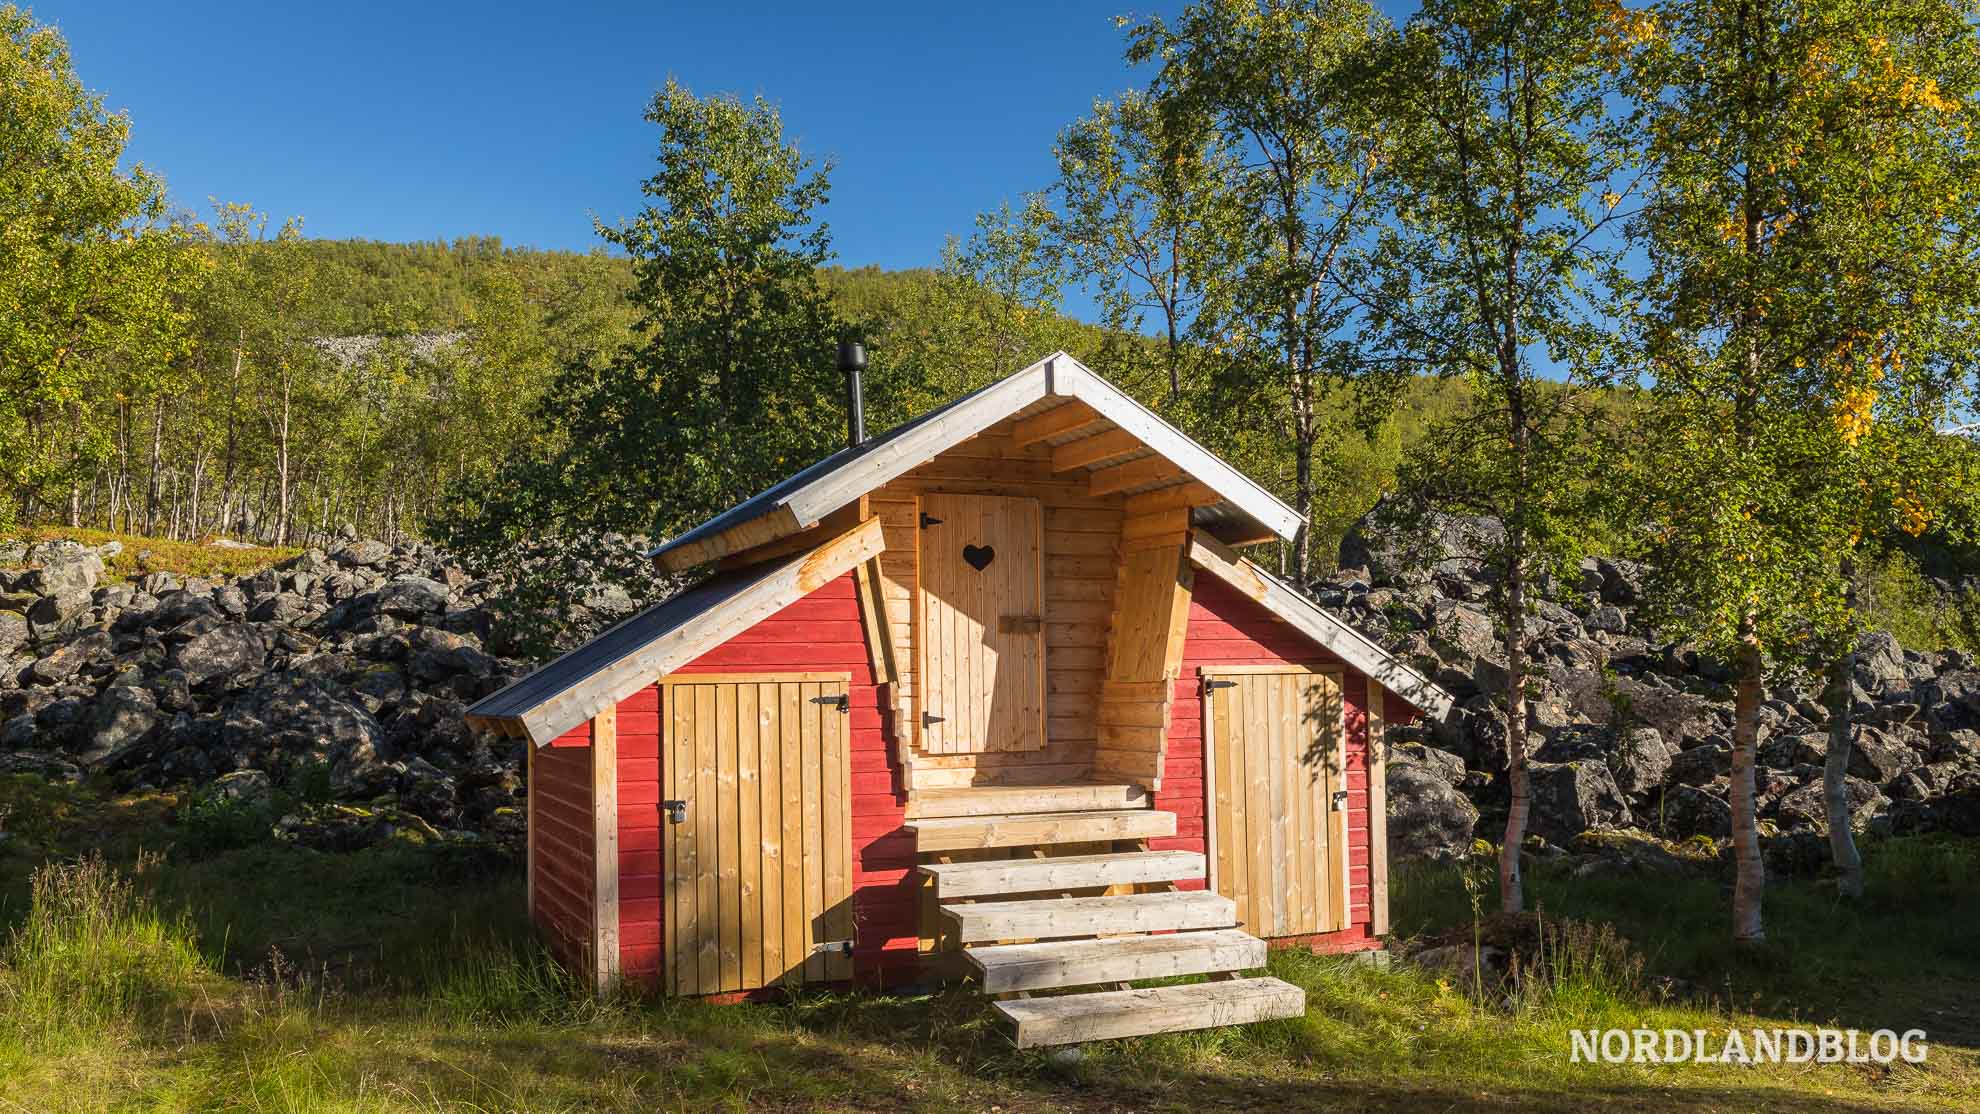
[0,776,1976,1111]
[2,525,299,583]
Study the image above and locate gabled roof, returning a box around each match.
[467,517,885,746]
[1188,534,1456,721]
[648,351,1303,572]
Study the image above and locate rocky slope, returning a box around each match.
[3,520,1976,870]
[0,536,543,851]
[1340,506,1980,873]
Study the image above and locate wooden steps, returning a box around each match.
[995,977,1306,1048]
[909,782,1147,819]
[914,799,1305,1047]
[944,890,1235,944]
[919,850,1204,898]
[908,808,1175,853]
[966,927,1265,993]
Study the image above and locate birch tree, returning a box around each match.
[1623,0,1980,937]
[1366,0,1633,914]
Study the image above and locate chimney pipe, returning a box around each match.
[838,339,867,450]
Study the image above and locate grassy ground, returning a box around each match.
[2,777,1975,1111]
[2,526,299,583]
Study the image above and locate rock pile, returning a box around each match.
[0,536,536,850]
[1337,501,1980,871]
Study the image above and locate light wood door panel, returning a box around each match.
[1205,667,1347,938]
[662,675,852,995]
[916,493,1045,754]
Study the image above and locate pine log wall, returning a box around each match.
[866,416,1128,791]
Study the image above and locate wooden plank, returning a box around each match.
[736,681,762,990]
[1121,508,1191,542]
[1050,428,1145,472]
[1090,455,1185,497]
[592,705,620,994]
[801,681,825,983]
[1124,481,1219,516]
[1328,672,1350,933]
[780,681,805,985]
[921,849,1204,898]
[908,783,1147,818]
[908,762,1094,790]
[669,683,694,995]
[1267,672,1292,938]
[1243,675,1274,937]
[694,684,720,993]
[1213,682,1241,921]
[995,976,1305,1048]
[1122,530,1191,554]
[1293,672,1318,934]
[1012,398,1104,447]
[714,500,867,571]
[1368,685,1390,938]
[965,927,1263,994]
[824,680,852,982]
[716,683,741,991]
[652,503,804,574]
[943,890,1235,943]
[757,682,785,988]
[907,809,1176,853]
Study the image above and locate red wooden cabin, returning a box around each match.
[466,353,1453,1046]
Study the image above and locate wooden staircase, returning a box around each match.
[907,783,1305,1048]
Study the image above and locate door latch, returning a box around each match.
[1331,790,1349,812]
[662,799,689,825]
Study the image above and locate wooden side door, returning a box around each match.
[1203,666,1349,938]
[661,673,852,995]
[915,492,1045,754]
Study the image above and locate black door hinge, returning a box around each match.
[919,512,943,528]
[1203,679,1238,693]
[922,712,946,727]
[812,694,849,713]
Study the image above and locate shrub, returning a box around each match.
[178,786,272,856]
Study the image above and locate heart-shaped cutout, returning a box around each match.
[962,544,995,571]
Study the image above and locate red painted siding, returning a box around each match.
[531,718,594,974]
[1156,575,1383,953]
[610,573,917,987]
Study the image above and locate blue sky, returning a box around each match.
[42,2,1178,284]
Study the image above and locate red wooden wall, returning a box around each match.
[531,719,596,975]
[533,564,1417,985]
[1155,575,1385,954]
[607,572,918,988]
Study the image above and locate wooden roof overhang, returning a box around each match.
[1186,534,1456,721]
[645,352,1304,574]
[466,516,885,746]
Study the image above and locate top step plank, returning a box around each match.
[920,849,1204,898]
[910,783,1147,819]
[908,809,1176,853]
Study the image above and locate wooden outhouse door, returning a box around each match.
[916,492,1045,754]
[1203,666,1350,937]
[660,674,853,995]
